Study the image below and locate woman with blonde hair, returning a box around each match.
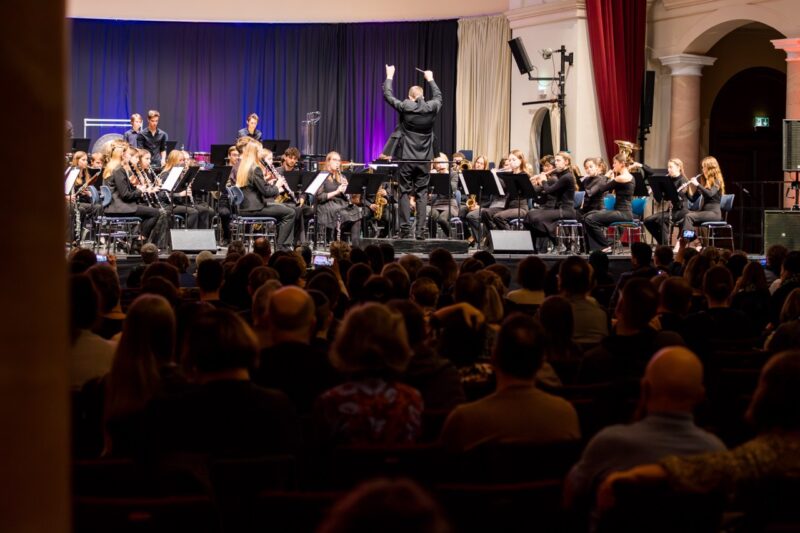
[681,156,726,245]
[234,141,295,250]
[643,158,690,246]
[487,149,531,230]
[314,151,364,245]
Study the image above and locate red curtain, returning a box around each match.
[586,0,647,160]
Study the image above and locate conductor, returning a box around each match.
[382,64,443,239]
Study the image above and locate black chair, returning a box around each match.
[452,440,584,484]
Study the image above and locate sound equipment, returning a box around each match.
[641,70,656,129]
[170,229,217,253]
[783,119,800,171]
[490,230,534,253]
[359,238,469,255]
[508,37,534,76]
[764,210,800,252]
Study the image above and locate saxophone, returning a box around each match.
[374,187,388,220]
[466,194,478,210]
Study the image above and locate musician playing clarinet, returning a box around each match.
[382,64,442,240]
[235,143,295,250]
[315,151,363,245]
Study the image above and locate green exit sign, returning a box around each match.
[754,116,770,128]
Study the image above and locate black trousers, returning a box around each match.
[644,208,687,245]
[429,205,458,237]
[397,163,429,236]
[682,208,722,232]
[241,203,296,248]
[292,204,314,244]
[460,206,481,240]
[491,208,528,230]
[583,209,632,251]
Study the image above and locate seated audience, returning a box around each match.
[769,250,800,327]
[559,256,609,345]
[731,261,771,334]
[439,313,580,452]
[765,288,800,352]
[86,264,126,340]
[145,308,299,458]
[506,256,546,308]
[69,274,114,388]
[166,251,195,288]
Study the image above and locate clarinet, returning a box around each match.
[150,167,173,206]
[137,164,166,214]
[265,159,298,203]
[71,183,81,244]
[127,165,154,208]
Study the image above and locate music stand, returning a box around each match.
[262,139,291,156]
[166,140,178,154]
[210,144,231,167]
[497,172,536,229]
[71,138,91,153]
[463,170,503,241]
[170,166,199,195]
[649,174,681,243]
[303,172,327,250]
[193,166,229,194]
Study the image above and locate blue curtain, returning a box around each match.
[69,18,457,162]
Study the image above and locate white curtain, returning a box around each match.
[456,15,511,166]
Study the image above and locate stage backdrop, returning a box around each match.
[69,18,457,162]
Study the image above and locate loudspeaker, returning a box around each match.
[764,210,800,252]
[640,70,655,129]
[508,37,534,76]
[490,230,534,253]
[784,120,800,171]
[170,229,217,253]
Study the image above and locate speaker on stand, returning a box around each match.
[783,119,800,210]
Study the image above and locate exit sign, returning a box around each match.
[754,116,770,128]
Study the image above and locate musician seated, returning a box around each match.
[427,153,459,238]
[67,151,101,242]
[485,150,530,230]
[104,146,169,250]
[643,158,689,246]
[459,155,490,246]
[525,151,578,252]
[680,156,726,248]
[314,151,363,246]
[235,143,296,251]
[275,146,314,246]
[583,154,635,252]
[579,157,609,220]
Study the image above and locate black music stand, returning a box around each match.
[169,166,200,195]
[210,144,231,167]
[497,172,536,229]
[344,172,383,240]
[262,139,291,156]
[193,166,229,194]
[650,174,681,243]
[463,170,503,241]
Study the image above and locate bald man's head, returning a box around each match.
[267,286,315,339]
[408,86,423,100]
[642,347,705,413]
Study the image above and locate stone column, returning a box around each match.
[772,38,800,208]
[0,1,69,532]
[659,54,717,177]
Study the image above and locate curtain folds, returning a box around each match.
[69,19,457,163]
[585,0,646,160]
[455,15,511,165]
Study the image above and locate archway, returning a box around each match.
[528,106,553,172]
[709,67,786,252]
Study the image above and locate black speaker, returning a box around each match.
[170,229,217,253]
[784,120,800,171]
[640,70,655,129]
[508,37,534,76]
[490,230,534,253]
[764,210,800,252]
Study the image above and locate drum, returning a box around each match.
[193,151,211,164]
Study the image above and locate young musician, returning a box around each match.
[583,153,635,252]
[525,151,577,251]
[681,156,726,246]
[235,143,295,250]
[314,151,363,245]
[428,153,459,238]
[644,158,690,245]
[579,157,609,218]
[459,155,490,246]
[123,113,143,148]
[137,109,168,169]
[90,152,105,169]
[67,151,101,241]
[275,146,313,245]
[237,113,262,141]
[487,149,530,230]
[158,150,199,228]
[102,140,127,180]
[227,145,240,168]
[105,146,169,250]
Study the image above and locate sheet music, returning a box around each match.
[305,172,329,195]
[161,166,184,191]
[458,172,469,196]
[64,168,80,195]
[491,169,505,196]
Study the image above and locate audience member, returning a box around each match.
[69,274,114,388]
[609,242,659,311]
[506,256,546,307]
[769,250,800,327]
[559,256,609,345]
[86,264,126,340]
[315,303,422,446]
[439,314,580,451]
[398,254,423,281]
[382,263,411,299]
[166,251,195,288]
[145,308,299,458]
[731,261,771,334]
[764,244,788,286]
[252,236,272,263]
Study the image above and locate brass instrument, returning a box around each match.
[613,139,641,165]
[374,187,388,220]
[466,194,478,211]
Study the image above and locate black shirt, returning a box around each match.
[137,128,168,167]
[123,128,141,148]
[237,128,262,141]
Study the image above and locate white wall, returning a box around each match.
[507,1,604,164]
[66,0,508,23]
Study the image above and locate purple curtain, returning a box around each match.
[586,0,646,159]
[69,19,457,162]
